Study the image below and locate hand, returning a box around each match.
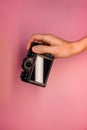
[26,34,86,58]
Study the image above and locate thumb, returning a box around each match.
[32,45,56,55]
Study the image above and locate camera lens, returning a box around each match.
[26,61,32,68]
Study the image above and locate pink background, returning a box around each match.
[0,0,87,130]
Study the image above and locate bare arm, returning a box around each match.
[26,34,87,58]
[71,37,87,56]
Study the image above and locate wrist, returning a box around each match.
[71,37,87,56]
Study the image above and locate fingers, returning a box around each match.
[26,34,46,50]
[32,45,57,56]
[26,34,56,50]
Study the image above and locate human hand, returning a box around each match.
[26,34,74,58]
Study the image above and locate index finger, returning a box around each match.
[26,34,55,50]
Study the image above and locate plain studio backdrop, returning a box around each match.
[0,0,87,130]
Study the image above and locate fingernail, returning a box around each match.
[32,46,40,51]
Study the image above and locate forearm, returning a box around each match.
[71,36,87,56]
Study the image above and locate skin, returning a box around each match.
[26,34,87,58]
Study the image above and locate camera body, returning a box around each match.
[20,42,54,87]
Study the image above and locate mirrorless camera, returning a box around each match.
[20,42,54,87]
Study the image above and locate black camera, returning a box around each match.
[20,42,54,87]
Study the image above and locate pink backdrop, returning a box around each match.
[0,0,87,130]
